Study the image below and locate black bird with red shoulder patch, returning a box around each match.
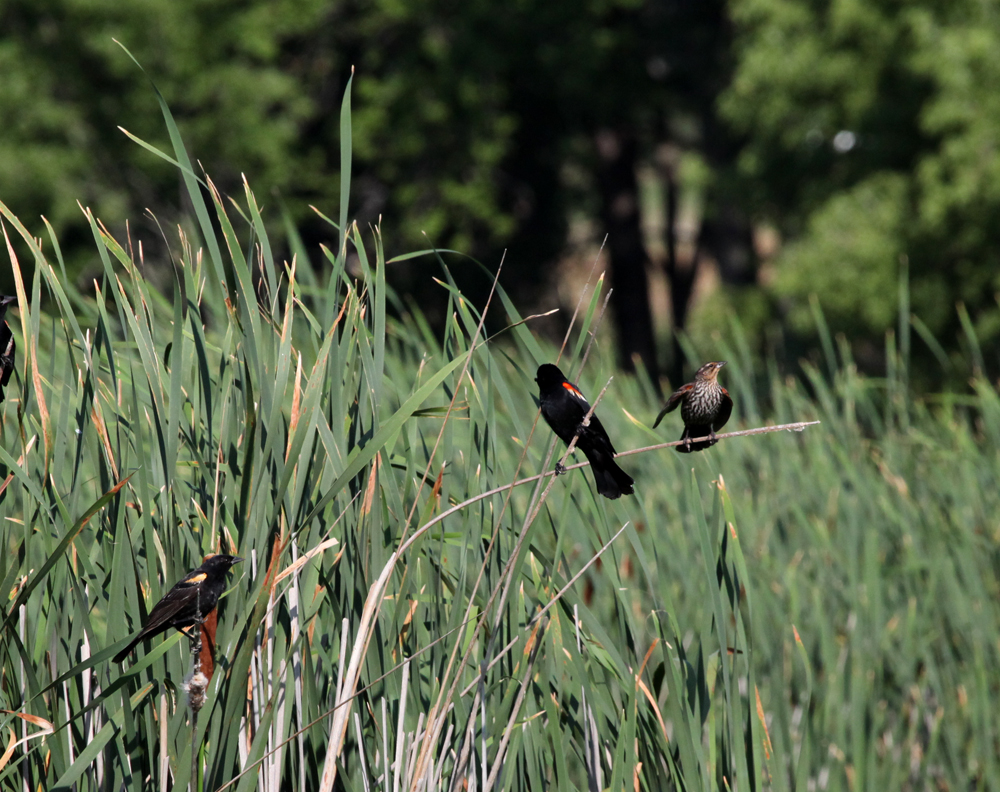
[113,554,242,663]
[653,361,732,452]
[536,364,634,499]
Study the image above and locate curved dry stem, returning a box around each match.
[217,418,821,792]
[556,238,606,365]
[413,268,615,786]
[406,421,821,552]
[318,259,505,792]
[575,287,613,381]
[444,375,616,790]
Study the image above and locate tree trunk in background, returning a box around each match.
[661,156,697,387]
[698,103,757,287]
[595,128,658,384]
[699,200,756,286]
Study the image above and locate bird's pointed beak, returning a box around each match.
[232,557,244,564]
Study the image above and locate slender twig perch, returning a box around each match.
[188,620,205,792]
[446,375,617,790]
[402,419,821,554]
[214,417,821,792]
[615,420,821,459]
[415,274,615,788]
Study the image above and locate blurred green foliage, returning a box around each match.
[0,0,326,235]
[4,0,1000,387]
[722,0,1000,374]
[0,0,733,338]
[0,0,658,272]
[776,173,907,335]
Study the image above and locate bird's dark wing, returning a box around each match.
[0,323,14,387]
[140,568,213,631]
[561,380,620,453]
[652,384,692,428]
[716,388,733,431]
[112,583,200,663]
[142,583,201,631]
[581,412,616,455]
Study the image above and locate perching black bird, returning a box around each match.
[113,554,243,663]
[535,363,634,499]
[653,361,732,452]
[0,296,16,404]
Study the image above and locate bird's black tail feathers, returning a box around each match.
[113,636,144,665]
[586,450,635,499]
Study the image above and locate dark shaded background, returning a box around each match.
[3,0,999,391]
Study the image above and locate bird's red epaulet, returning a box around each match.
[561,381,586,400]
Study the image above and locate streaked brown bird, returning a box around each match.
[113,554,242,663]
[0,295,16,405]
[653,361,732,452]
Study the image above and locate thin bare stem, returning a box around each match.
[483,619,547,792]
[488,376,615,628]
[614,420,821,457]
[529,522,629,628]
[575,287,613,380]
[321,259,508,792]
[403,419,820,550]
[415,262,613,785]
[215,418,820,792]
[556,237,607,364]
[447,375,617,790]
